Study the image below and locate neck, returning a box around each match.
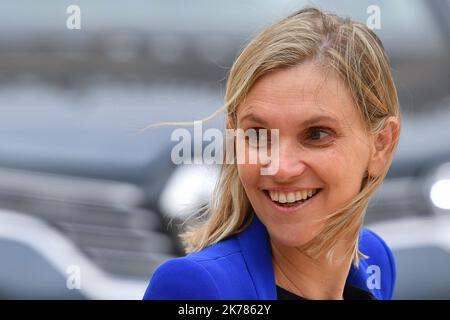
[271,238,355,300]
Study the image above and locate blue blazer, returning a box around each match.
[144,214,396,300]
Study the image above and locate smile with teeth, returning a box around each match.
[266,188,320,205]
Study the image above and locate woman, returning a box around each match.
[144,7,400,300]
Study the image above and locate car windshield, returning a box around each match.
[0,0,448,180]
[0,0,449,300]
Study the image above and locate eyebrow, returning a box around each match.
[238,113,339,127]
[238,114,269,126]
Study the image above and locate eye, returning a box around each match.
[310,128,330,140]
[307,127,334,144]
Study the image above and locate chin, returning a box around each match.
[265,222,319,249]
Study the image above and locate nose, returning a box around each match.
[269,139,307,182]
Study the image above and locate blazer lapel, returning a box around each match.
[236,214,277,299]
[236,212,374,300]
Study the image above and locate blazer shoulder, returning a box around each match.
[143,257,221,300]
[360,228,396,300]
[143,236,242,300]
[186,236,241,262]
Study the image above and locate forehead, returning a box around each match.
[237,62,359,126]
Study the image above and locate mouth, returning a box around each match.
[262,188,322,212]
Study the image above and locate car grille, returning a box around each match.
[0,167,177,279]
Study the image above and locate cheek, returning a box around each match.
[237,163,260,190]
[321,143,370,200]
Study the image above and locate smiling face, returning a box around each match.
[236,61,373,248]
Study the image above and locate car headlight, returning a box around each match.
[428,162,450,212]
[158,164,220,219]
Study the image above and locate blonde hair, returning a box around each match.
[175,7,401,267]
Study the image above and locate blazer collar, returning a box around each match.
[236,214,277,299]
[236,212,366,300]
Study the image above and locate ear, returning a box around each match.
[367,116,401,178]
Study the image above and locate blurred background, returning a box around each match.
[0,0,449,299]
